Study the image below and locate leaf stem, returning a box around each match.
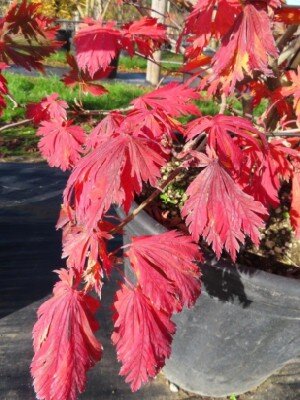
[110,167,183,235]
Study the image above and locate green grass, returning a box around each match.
[1,72,149,123]
[43,51,68,67]
[0,72,149,158]
[119,51,183,72]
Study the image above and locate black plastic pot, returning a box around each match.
[116,204,300,397]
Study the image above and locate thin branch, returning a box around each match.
[109,167,183,235]
[0,118,32,133]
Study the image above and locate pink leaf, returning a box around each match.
[37,120,85,171]
[182,151,267,260]
[62,54,111,96]
[186,114,264,169]
[64,133,167,229]
[26,93,68,124]
[131,82,200,117]
[290,166,300,239]
[121,16,167,57]
[127,231,202,313]
[112,284,176,391]
[31,269,102,400]
[74,20,121,76]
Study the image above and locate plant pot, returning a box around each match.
[116,204,300,397]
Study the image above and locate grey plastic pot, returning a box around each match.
[116,204,300,397]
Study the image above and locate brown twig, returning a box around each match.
[0,118,32,133]
[109,167,183,235]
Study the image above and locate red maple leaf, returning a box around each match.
[185,114,263,170]
[37,120,85,171]
[182,0,241,58]
[290,167,300,239]
[182,150,267,260]
[124,108,183,140]
[132,82,200,117]
[281,66,300,122]
[121,16,167,57]
[62,55,111,96]
[74,19,122,76]
[64,133,167,229]
[26,93,68,124]
[127,231,202,313]
[112,284,176,391]
[239,139,298,208]
[85,112,124,150]
[211,3,278,93]
[0,0,60,71]
[31,269,102,400]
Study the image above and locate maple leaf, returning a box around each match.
[185,114,263,170]
[37,120,85,171]
[62,55,111,96]
[124,108,183,140]
[85,112,124,150]
[246,81,293,123]
[121,17,167,57]
[64,133,167,229]
[127,231,202,313]
[0,0,60,71]
[26,93,68,124]
[281,66,300,122]
[112,284,176,391]
[132,82,200,117]
[31,269,102,400]
[240,139,298,208]
[74,19,122,76]
[290,167,300,239]
[211,4,278,93]
[61,222,114,294]
[182,0,241,58]
[181,150,267,260]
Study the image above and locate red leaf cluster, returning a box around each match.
[74,17,167,77]
[31,269,102,400]
[113,231,202,391]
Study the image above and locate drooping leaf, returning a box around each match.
[124,108,183,140]
[182,150,267,260]
[182,0,241,58]
[31,269,102,400]
[26,93,68,124]
[112,284,176,391]
[85,112,124,150]
[64,133,167,229]
[0,0,60,71]
[240,139,298,208]
[37,120,85,171]
[290,167,300,239]
[211,3,278,93]
[121,16,167,57]
[281,66,300,122]
[132,82,200,117]
[127,231,202,313]
[62,54,111,96]
[185,114,263,170]
[74,19,122,76]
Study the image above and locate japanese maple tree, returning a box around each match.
[1,1,299,399]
